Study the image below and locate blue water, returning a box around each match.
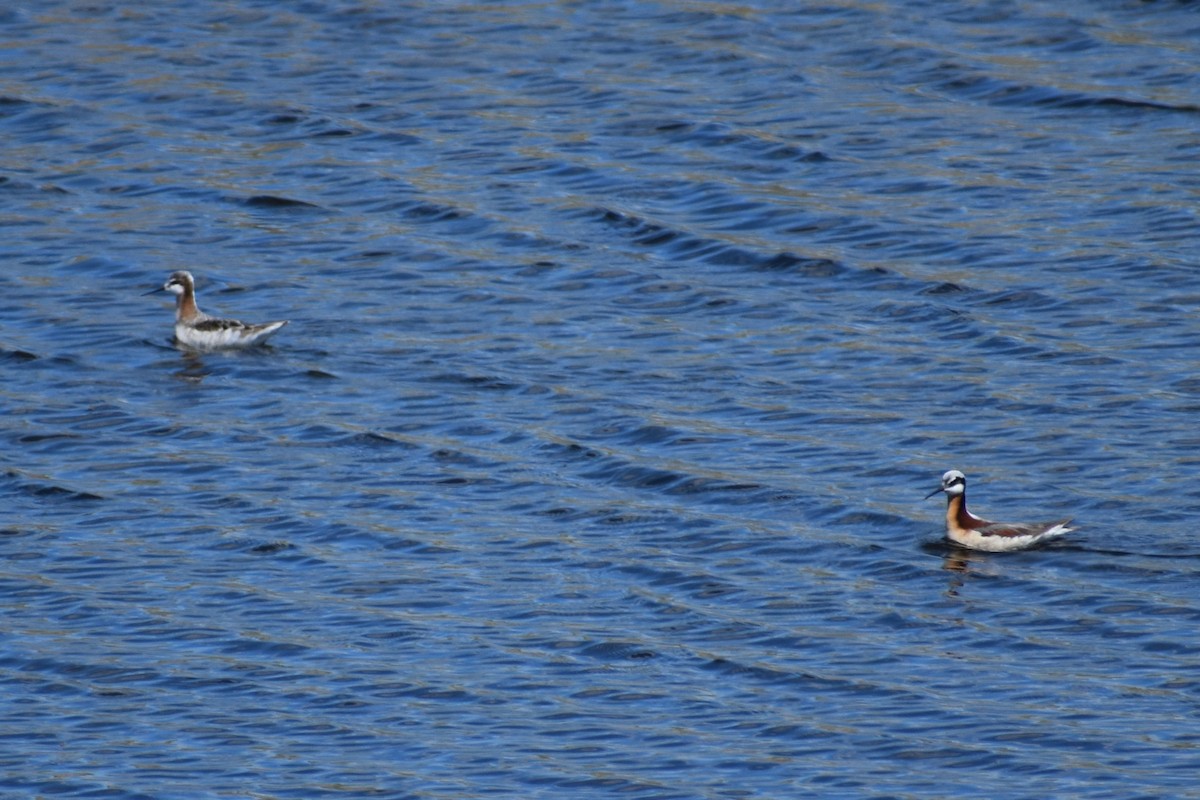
[3,1,1200,797]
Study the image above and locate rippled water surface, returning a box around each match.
[4,1,1200,797]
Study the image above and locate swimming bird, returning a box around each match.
[924,469,1073,552]
[144,270,287,350]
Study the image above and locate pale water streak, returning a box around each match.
[2,1,1200,798]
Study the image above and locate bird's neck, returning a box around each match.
[175,289,201,323]
[946,493,981,530]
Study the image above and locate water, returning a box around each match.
[3,1,1200,797]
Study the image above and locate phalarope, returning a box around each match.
[145,270,288,350]
[925,469,1073,552]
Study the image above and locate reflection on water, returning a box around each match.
[941,545,977,578]
[172,351,210,383]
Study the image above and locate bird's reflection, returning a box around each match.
[940,544,982,596]
[941,544,978,574]
[172,349,211,383]
[917,540,991,597]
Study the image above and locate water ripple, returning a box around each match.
[3,1,1200,798]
